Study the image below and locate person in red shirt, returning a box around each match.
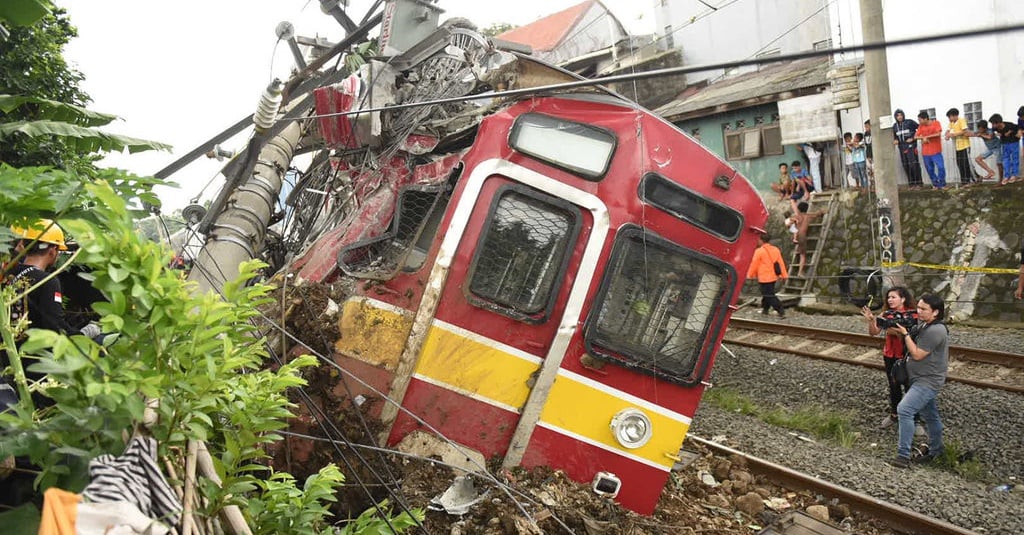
[861,287,918,428]
[914,111,946,189]
[747,233,788,318]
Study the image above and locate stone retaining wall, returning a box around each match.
[762,185,1024,323]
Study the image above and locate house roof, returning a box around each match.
[656,57,832,122]
[497,0,594,52]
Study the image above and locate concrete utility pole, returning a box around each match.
[187,115,302,296]
[859,0,905,288]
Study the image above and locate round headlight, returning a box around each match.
[610,408,653,449]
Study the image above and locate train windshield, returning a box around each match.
[509,113,616,180]
[584,227,734,384]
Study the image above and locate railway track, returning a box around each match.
[686,435,980,535]
[724,318,1024,393]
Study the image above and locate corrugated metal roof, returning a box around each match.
[497,0,594,52]
[656,58,831,121]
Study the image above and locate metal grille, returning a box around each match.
[338,185,446,279]
[281,154,344,255]
[587,230,727,382]
[385,27,487,141]
[468,190,577,318]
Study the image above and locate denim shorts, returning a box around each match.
[980,146,999,159]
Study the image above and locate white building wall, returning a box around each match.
[831,0,1024,180]
[541,4,628,65]
[653,0,830,84]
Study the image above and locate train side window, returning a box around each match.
[583,227,736,385]
[639,173,743,242]
[466,186,581,323]
[338,184,448,279]
[509,113,617,181]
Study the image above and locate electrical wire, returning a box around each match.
[284,22,1024,124]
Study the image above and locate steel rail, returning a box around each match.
[687,435,981,535]
[730,318,1024,369]
[724,319,1024,394]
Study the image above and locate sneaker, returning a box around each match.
[888,456,911,469]
[879,415,896,429]
[913,452,943,465]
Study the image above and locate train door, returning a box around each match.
[385,158,608,463]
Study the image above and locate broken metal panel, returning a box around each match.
[379,0,444,57]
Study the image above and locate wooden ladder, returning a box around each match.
[781,191,837,296]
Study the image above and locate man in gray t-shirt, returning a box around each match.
[906,321,949,391]
[889,295,949,468]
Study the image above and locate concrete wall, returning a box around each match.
[761,187,1024,323]
[608,49,685,109]
[675,103,806,192]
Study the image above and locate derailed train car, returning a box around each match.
[207,14,769,514]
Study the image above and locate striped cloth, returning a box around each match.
[82,436,182,526]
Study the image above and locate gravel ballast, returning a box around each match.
[689,308,1024,534]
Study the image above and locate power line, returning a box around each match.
[290,22,1024,123]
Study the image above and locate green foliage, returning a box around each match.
[246,464,345,535]
[344,40,379,73]
[481,22,516,37]
[0,0,51,27]
[0,7,92,169]
[339,500,426,535]
[703,387,859,447]
[0,5,424,531]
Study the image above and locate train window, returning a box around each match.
[509,113,616,181]
[466,186,581,323]
[584,227,735,385]
[338,184,448,279]
[639,173,743,242]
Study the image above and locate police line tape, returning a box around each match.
[881,261,1020,274]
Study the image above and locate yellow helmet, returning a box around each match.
[11,219,68,251]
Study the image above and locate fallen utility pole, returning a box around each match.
[186,114,302,295]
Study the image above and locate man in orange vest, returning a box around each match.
[747,233,788,318]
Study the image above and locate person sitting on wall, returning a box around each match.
[770,162,794,200]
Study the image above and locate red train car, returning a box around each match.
[288,89,768,513]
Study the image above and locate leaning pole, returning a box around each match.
[187,115,301,296]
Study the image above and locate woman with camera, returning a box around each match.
[889,294,949,468]
[861,287,918,428]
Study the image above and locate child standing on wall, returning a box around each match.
[852,133,869,191]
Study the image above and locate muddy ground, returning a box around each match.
[261,281,896,534]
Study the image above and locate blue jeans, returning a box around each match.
[852,162,868,188]
[896,382,944,459]
[922,153,946,187]
[1002,143,1020,178]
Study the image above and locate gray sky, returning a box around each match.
[60,1,657,212]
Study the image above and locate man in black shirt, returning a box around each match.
[989,113,1020,184]
[7,219,74,335]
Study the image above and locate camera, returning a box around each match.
[876,311,915,330]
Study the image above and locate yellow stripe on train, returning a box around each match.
[539,371,690,469]
[415,321,540,411]
[416,320,689,469]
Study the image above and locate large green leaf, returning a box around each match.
[0,120,172,154]
[0,94,117,127]
[0,0,51,26]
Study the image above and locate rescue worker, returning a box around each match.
[3,220,99,409]
[5,220,89,336]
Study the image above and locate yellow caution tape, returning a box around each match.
[881,261,1019,274]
